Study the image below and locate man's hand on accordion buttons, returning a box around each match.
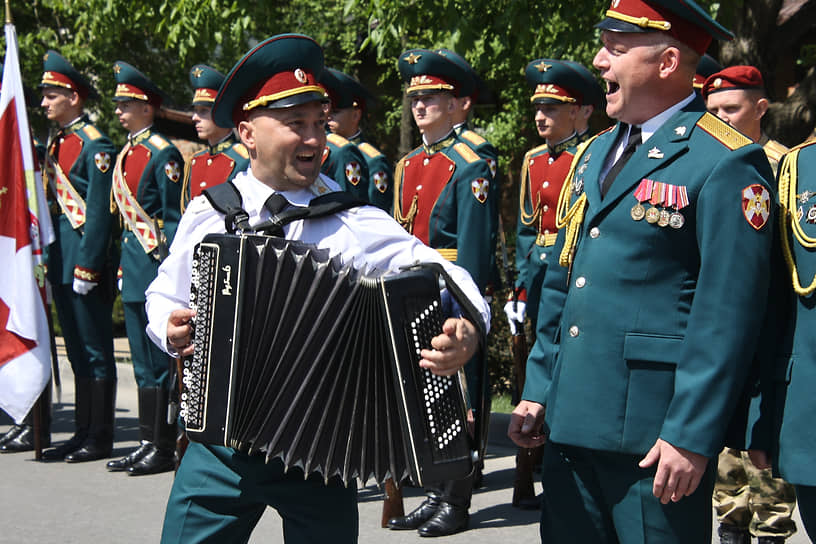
[419,317,478,377]
[166,308,196,357]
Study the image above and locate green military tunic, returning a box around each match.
[181,134,249,211]
[349,132,393,212]
[113,127,183,387]
[321,132,372,204]
[45,115,117,379]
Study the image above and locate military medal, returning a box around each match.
[807,204,816,224]
[645,207,660,223]
[657,208,671,227]
[631,179,652,222]
[645,180,663,223]
[669,185,689,229]
[669,211,685,229]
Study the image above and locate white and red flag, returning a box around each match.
[0,21,55,422]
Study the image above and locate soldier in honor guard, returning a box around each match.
[181,64,249,212]
[435,48,500,185]
[560,59,606,142]
[702,65,797,544]
[318,75,371,207]
[319,67,392,211]
[694,53,723,93]
[24,51,119,463]
[504,58,598,338]
[757,139,816,541]
[386,48,498,537]
[106,61,183,476]
[508,0,776,542]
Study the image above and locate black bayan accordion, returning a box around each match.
[182,232,476,487]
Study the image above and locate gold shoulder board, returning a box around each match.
[357,142,382,159]
[460,130,486,146]
[327,133,351,147]
[233,142,249,159]
[453,142,480,164]
[696,113,752,150]
[82,125,101,140]
[148,133,169,150]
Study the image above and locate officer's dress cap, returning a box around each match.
[319,67,376,111]
[112,61,170,107]
[557,60,605,110]
[702,65,765,99]
[398,49,471,98]
[525,59,592,105]
[596,0,733,55]
[40,50,96,99]
[189,64,226,107]
[211,34,326,129]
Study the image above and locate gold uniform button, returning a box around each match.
[539,253,547,261]
[542,204,549,213]
[542,181,549,189]
[589,227,600,238]
[568,326,579,338]
[575,277,586,288]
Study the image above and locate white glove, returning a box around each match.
[72,277,98,295]
[503,300,527,335]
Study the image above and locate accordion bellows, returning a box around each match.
[182,233,473,487]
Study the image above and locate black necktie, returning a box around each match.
[263,193,290,237]
[601,124,641,198]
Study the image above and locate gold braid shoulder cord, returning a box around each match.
[555,136,598,268]
[518,149,540,228]
[392,155,418,233]
[778,147,816,296]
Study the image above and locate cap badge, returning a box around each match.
[294,68,308,84]
[536,61,552,72]
[113,64,122,74]
[713,77,722,89]
[405,52,422,65]
[192,67,204,78]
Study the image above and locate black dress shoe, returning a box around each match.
[64,438,112,463]
[387,496,441,530]
[106,441,152,472]
[0,425,24,447]
[42,433,87,461]
[417,501,469,537]
[0,425,49,453]
[127,444,175,476]
[718,525,750,544]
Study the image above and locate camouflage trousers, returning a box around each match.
[713,447,798,538]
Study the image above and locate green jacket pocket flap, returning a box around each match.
[623,333,683,364]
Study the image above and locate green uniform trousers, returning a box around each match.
[161,442,358,543]
[52,283,115,380]
[123,301,170,388]
[713,447,797,538]
[795,485,816,540]
[540,442,716,543]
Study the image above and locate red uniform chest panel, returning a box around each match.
[528,151,574,233]
[321,146,330,166]
[55,133,84,174]
[122,144,152,196]
[189,153,236,199]
[401,151,454,245]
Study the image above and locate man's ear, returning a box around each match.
[238,120,255,151]
[658,47,681,80]
[755,97,769,120]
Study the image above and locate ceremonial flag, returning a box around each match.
[0,20,55,423]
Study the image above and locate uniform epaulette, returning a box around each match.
[763,139,789,164]
[82,125,101,141]
[357,142,383,159]
[148,133,170,150]
[327,133,351,148]
[459,129,487,147]
[232,142,249,159]
[696,113,752,150]
[452,142,481,164]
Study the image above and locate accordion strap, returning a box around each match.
[202,181,366,234]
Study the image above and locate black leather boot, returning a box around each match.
[43,377,91,461]
[107,387,154,471]
[387,494,441,530]
[417,474,473,537]
[1,395,51,453]
[66,379,116,462]
[128,386,176,476]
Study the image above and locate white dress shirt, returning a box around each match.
[145,168,491,354]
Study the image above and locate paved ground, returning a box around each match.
[0,340,809,543]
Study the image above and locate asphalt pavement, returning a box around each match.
[0,340,809,543]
